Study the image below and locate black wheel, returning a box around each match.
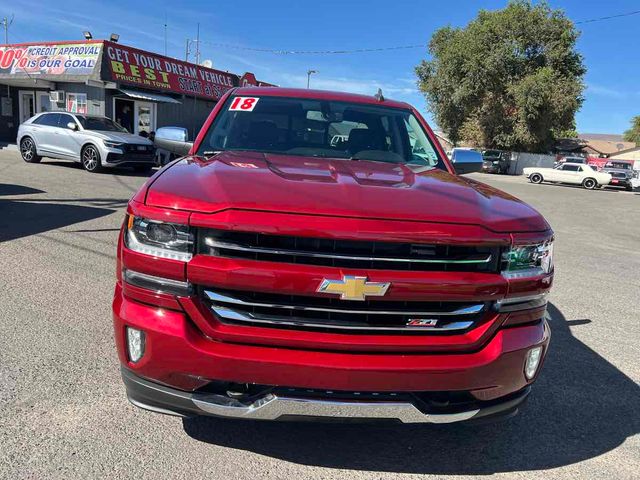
[626,186,633,192]
[133,165,153,173]
[582,178,597,190]
[20,137,42,163]
[530,173,543,184]
[81,145,102,173]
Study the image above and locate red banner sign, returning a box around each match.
[0,42,101,77]
[104,41,237,100]
[239,72,276,88]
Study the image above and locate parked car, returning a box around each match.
[482,149,510,174]
[115,87,552,424]
[523,162,611,190]
[602,167,633,192]
[17,112,155,173]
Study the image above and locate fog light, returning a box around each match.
[127,327,145,363]
[525,346,543,380]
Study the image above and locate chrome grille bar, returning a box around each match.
[210,306,475,332]
[204,238,492,265]
[204,290,485,316]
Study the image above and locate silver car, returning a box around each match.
[17,112,155,173]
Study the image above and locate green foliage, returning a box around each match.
[623,116,640,144]
[416,0,585,152]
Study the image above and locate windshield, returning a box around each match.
[197,96,445,169]
[77,116,128,132]
[610,172,628,178]
[483,150,502,158]
[606,162,631,170]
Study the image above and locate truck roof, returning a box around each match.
[233,87,412,110]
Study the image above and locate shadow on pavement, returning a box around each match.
[183,303,639,474]
[0,184,45,196]
[0,183,115,242]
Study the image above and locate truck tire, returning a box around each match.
[20,137,42,163]
[530,173,543,184]
[582,178,597,190]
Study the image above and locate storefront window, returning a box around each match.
[67,93,88,114]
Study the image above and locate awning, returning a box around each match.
[118,88,181,104]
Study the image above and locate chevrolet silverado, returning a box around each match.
[113,87,553,424]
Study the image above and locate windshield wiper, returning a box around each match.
[202,150,224,159]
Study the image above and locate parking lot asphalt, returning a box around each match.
[1,149,638,480]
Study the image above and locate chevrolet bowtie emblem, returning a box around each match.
[317,275,390,301]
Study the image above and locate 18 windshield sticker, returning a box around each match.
[229,97,259,111]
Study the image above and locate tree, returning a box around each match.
[623,116,640,144]
[416,1,585,152]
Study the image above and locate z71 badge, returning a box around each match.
[406,318,439,327]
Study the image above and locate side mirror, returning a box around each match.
[67,122,78,131]
[154,127,193,157]
[451,149,483,174]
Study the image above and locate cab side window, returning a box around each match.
[58,114,77,130]
[33,113,61,127]
[563,165,579,172]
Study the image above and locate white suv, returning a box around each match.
[17,112,155,173]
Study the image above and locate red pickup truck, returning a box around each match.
[113,87,553,423]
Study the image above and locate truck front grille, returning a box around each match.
[198,229,501,272]
[202,288,488,334]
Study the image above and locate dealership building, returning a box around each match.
[0,39,273,143]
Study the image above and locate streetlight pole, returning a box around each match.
[307,69,318,89]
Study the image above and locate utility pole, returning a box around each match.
[2,15,13,44]
[2,15,13,99]
[185,25,201,64]
[195,23,200,65]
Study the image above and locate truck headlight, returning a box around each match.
[103,140,124,149]
[125,215,193,261]
[502,239,553,279]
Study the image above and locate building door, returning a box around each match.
[135,102,156,136]
[35,92,52,113]
[18,91,35,124]
[114,98,135,133]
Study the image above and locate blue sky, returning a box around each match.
[4,0,638,134]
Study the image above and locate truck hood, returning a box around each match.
[145,152,550,233]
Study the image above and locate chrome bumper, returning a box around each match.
[193,394,479,423]
[122,368,528,424]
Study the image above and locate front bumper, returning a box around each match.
[105,147,155,167]
[114,284,550,423]
[122,367,531,423]
[482,162,501,173]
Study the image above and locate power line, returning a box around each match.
[575,9,640,24]
[200,40,425,55]
[199,9,640,56]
